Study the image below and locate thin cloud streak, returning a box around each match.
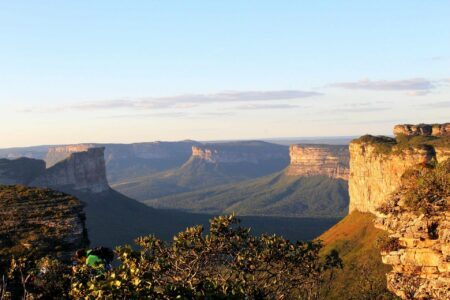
[236,104,300,110]
[330,78,434,91]
[22,90,322,113]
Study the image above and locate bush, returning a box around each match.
[1,215,343,300]
[377,237,403,253]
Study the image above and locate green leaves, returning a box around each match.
[2,215,342,299]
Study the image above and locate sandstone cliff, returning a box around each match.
[191,141,289,164]
[33,147,109,193]
[393,123,450,137]
[285,145,349,179]
[0,185,88,260]
[348,123,449,299]
[45,144,94,167]
[349,132,449,214]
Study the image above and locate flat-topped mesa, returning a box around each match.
[45,144,95,167]
[191,141,289,164]
[349,123,450,215]
[285,145,349,179]
[33,147,109,193]
[393,123,450,137]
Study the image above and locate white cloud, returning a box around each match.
[22,90,322,112]
[330,78,434,92]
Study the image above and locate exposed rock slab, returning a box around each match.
[33,147,109,193]
[0,185,88,260]
[285,144,349,179]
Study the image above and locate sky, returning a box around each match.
[0,1,449,148]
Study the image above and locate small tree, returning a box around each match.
[70,215,342,299]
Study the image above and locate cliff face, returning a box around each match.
[45,144,94,167]
[285,145,349,179]
[0,185,88,260]
[349,134,449,214]
[33,147,109,193]
[393,123,449,137]
[191,141,289,164]
[349,144,437,214]
[375,210,450,299]
[348,123,449,299]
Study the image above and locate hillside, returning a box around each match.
[114,141,290,201]
[146,172,349,218]
[0,185,88,262]
[318,211,394,299]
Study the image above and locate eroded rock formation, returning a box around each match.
[0,185,88,260]
[191,141,289,164]
[349,123,450,299]
[375,210,450,299]
[285,145,349,179]
[393,123,450,137]
[45,144,94,167]
[33,148,109,193]
[349,132,449,214]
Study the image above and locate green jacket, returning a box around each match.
[86,250,103,267]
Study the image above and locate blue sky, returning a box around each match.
[0,1,449,147]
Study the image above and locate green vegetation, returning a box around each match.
[114,154,289,201]
[72,188,340,247]
[352,134,449,155]
[146,173,349,218]
[0,185,88,263]
[378,159,449,216]
[1,215,342,299]
[317,211,397,300]
[376,236,403,253]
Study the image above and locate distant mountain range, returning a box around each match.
[113,141,290,200]
[146,173,349,218]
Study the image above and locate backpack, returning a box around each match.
[89,247,115,264]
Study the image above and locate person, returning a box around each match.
[75,249,104,269]
[74,248,114,272]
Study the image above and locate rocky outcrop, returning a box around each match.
[0,185,88,260]
[0,157,45,185]
[285,145,349,179]
[349,131,449,214]
[45,144,94,167]
[349,144,436,214]
[33,148,109,193]
[348,123,449,299]
[393,123,450,137]
[45,141,198,167]
[375,210,450,299]
[191,141,289,164]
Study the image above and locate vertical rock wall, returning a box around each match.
[285,145,349,179]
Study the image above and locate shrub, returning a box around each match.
[1,215,343,300]
[377,236,403,253]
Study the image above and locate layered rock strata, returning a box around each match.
[33,148,109,193]
[375,206,450,299]
[0,185,88,260]
[349,132,449,214]
[191,142,289,164]
[349,123,449,299]
[393,123,450,137]
[285,145,349,179]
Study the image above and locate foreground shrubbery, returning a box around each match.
[378,159,449,216]
[1,215,342,299]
